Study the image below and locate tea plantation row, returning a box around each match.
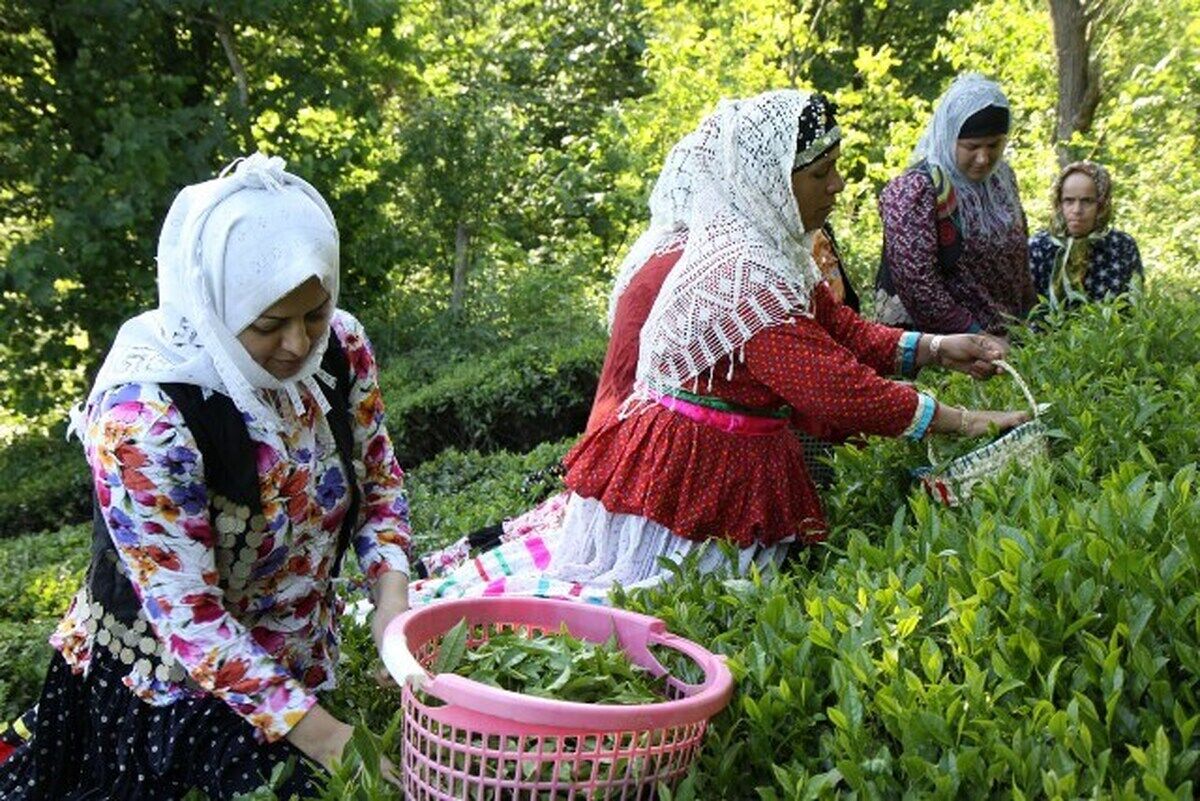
[2,290,1199,798]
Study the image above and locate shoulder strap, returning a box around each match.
[99,329,360,594]
[317,329,361,578]
[915,160,963,275]
[159,382,262,511]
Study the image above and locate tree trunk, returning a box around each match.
[213,14,255,151]
[450,222,471,311]
[1048,0,1103,166]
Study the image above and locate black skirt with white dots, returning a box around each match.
[0,649,319,800]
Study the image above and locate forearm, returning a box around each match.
[286,703,352,771]
[370,569,409,652]
[372,570,408,609]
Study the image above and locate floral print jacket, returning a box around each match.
[52,311,411,743]
[1029,229,1143,303]
[877,165,1036,334]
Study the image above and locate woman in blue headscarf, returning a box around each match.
[874,73,1037,334]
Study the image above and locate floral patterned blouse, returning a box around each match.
[1029,229,1143,303]
[877,166,1036,334]
[51,311,411,743]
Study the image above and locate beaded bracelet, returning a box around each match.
[929,334,945,365]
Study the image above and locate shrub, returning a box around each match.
[406,438,573,554]
[0,524,89,720]
[0,428,90,538]
[6,289,1200,800]
[379,333,605,467]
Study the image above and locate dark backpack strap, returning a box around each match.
[92,328,360,611]
[89,382,264,622]
[317,331,361,578]
[158,383,262,511]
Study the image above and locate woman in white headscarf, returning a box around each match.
[874,72,1037,334]
[408,90,1027,606]
[0,154,410,798]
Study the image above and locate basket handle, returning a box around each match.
[380,625,430,692]
[925,359,1040,467]
[646,630,726,693]
[992,359,1040,418]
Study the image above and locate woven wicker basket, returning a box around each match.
[913,360,1048,507]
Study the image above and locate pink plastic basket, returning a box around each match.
[381,596,734,800]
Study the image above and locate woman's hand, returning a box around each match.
[931,404,1030,437]
[286,704,354,773]
[371,570,409,687]
[920,333,1009,379]
[286,705,402,786]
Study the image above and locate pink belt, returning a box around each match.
[655,394,789,436]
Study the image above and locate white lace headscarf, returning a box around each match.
[913,72,1021,241]
[629,90,826,400]
[70,153,340,435]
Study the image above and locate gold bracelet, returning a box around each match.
[958,408,970,436]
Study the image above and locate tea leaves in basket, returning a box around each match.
[433,618,667,704]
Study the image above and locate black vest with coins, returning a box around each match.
[83,330,360,682]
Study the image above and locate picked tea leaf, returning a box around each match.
[432,617,469,674]
[451,623,666,704]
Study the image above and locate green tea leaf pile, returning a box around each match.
[432,618,668,704]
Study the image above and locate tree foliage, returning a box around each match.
[0,0,1196,425]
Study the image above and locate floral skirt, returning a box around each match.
[0,647,318,800]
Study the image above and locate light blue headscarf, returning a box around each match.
[913,73,1022,242]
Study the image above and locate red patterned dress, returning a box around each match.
[407,263,933,605]
[565,281,927,546]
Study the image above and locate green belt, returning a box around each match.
[659,386,792,419]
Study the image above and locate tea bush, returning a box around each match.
[379,333,604,467]
[4,289,1200,800]
[609,291,1200,799]
[0,428,90,539]
[0,524,89,719]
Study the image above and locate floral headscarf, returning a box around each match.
[1046,161,1115,307]
[1050,160,1113,237]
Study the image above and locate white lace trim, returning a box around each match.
[631,91,824,399]
[546,496,791,591]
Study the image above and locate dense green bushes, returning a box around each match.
[0,428,90,539]
[406,438,573,553]
[0,524,89,720]
[619,293,1200,798]
[379,333,604,467]
[322,289,1200,799]
[3,289,1199,799]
